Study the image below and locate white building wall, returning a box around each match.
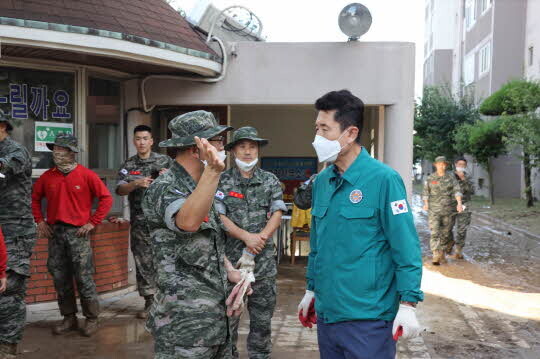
[143,41,416,196]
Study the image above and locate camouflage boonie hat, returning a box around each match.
[159,110,233,149]
[434,156,449,164]
[0,109,13,131]
[46,133,81,152]
[224,126,268,151]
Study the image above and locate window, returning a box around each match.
[465,0,476,30]
[529,46,534,67]
[464,52,475,85]
[479,42,491,75]
[0,66,75,170]
[87,77,122,170]
[480,0,492,14]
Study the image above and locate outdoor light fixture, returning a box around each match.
[338,3,372,41]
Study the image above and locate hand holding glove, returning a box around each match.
[226,250,256,317]
[393,304,422,340]
[297,290,317,328]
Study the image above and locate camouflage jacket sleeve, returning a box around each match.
[293,174,316,210]
[0,143,31,176]
[157,185,189,234]
[452,175,463,198]
[115,160,130,189]
[269,173,287,214]
[421,177,430,200]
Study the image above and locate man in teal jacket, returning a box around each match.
[298,90,423,358]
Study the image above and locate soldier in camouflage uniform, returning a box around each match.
[422,156,463,265]
[216,127,287,359]
[116,125,174,318]
[293,174,316,210]
[0,110,36,358]
[142,110,247,359]
[450,158,474,259]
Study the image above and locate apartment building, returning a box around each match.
[524,0,540,200]
[423,0,459,87]
[424,0,531,199]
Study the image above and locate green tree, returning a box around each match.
[454,119,507,205]
[480,79,540,207]
[414,85,479,162]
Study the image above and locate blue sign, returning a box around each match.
[261,157,317,181]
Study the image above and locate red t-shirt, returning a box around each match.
[32,165,113,227]
[0,226,6,279]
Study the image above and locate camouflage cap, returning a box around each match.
[159,110,233,149]
[46,133,80,152]
[0,109,13,131]
[434,156,449,164]
[224,126,268,151]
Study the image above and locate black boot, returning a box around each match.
[52,314,78,335]
[136,295,154,319]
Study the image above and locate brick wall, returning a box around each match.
[26,222,130,304]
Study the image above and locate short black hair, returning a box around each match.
[315,89,364,144]
[134,125,152,135]
[455,157,467,164]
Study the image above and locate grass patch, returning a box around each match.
[470,196,540,235]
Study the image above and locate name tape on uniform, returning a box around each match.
[391,200,408,215]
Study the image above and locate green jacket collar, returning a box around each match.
[329,147,369,186]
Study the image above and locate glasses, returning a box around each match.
[208,136,225,143]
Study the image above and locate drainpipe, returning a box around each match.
[140,35,229,113]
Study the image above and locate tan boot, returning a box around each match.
[451,246,464,259]
[432,251,441,265]
[439,251,447,264]
[81,318,98,337]
[136,295,153,319]
[52,314,78,335]
[0,343,17,358]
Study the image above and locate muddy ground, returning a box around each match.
[17,194,540,358]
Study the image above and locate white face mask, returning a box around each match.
[456,167,467,173]
[235,158,258,172]
[201,150,227,167]
[312,130,349,163]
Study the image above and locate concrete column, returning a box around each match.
[384,101,415,200]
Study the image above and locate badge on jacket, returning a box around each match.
[391,200,408,215]
[349,189,363,203]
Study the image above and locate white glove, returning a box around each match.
[297,290,315,317]
[236,249,256,272]
[393,304,422,340]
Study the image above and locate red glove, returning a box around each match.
[298,298,317,328]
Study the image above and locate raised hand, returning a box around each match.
[195,136,225,173]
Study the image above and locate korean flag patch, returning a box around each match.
[215,190,225,200]
[391,200,408,215]
[120,168,128,175]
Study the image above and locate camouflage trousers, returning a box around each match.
[0,272,27,344]
[47,223,99,318]
[154,333,232,359]
[230,277,277,359]
[0,233,35,344]
[454,211,472,248]
[130,218,156,297]
[428,212,456,252]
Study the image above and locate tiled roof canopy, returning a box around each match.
[0,0,216,58]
